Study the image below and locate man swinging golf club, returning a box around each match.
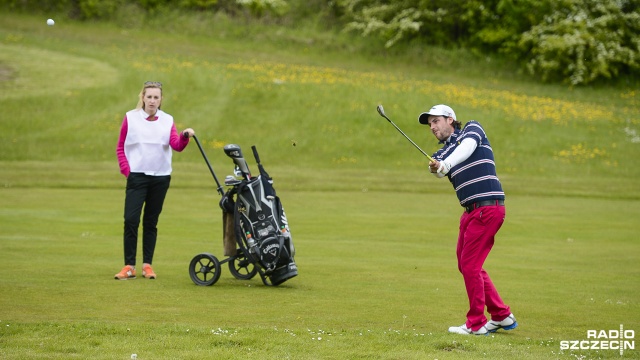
[419,104,517,335]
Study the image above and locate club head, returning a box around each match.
[224,144,251,178]
[224,175,242,186]
[223,144,243,159]
[376,105,386,118]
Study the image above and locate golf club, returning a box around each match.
[223,144,252,180]
[376,105,435,162]
[192,134,225,196]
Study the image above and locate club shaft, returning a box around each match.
[384,116,434,161]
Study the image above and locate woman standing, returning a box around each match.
[115,81,194,280]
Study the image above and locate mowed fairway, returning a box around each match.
[1,12,639,360]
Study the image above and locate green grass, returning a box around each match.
[1,11,639,360]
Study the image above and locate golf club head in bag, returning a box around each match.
[223,144,252,179]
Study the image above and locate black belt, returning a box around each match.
[464,199,504,213]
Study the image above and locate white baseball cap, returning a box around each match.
[418,104,457,125]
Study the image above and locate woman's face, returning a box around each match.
[143,87,162,114]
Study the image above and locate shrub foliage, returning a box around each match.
[1,0,638,85]
[517,0,640,85]
[335,0,639,85]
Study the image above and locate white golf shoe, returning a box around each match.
[486,313,518,333]
[448,323,489,336]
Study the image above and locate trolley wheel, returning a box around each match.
[228,250,258,280]
[258,270,274,286]
[189,253,221,286]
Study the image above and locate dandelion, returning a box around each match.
[223,60,630,125]
[555,143,608,163]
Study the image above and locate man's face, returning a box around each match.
[428,115,454,141]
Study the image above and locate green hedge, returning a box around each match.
[335,0,639,85]
[516,0,640,85]
[0,0,287,19]
[2,0,638,85]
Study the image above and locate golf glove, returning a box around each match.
[437,161,452,175]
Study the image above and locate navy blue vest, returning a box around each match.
[432,121,505,206]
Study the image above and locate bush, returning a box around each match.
[0,0,72,12]
[76,0,126,20]
[235,0,289,17]
[516,0,640,85]
[460,0,552,53]
[2,0,637,85]
[337,0,465,48]
[180,0,219,11]
[333,0,639,85]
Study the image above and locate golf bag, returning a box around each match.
[188,138,297,287]
[221,165,297,286]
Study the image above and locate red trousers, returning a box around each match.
[457,204,511,331]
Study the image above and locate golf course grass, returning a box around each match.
[1,11,639,359]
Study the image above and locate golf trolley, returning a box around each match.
[188,135,297,286]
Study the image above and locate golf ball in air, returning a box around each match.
[47,19,55,26]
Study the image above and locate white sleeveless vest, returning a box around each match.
[124,109,174,176]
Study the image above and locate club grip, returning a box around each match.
[251,145,260,164]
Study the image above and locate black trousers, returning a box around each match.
[123,173,171,266]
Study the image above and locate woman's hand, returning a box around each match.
[182,128,195,138]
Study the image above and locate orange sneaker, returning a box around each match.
[114,265,136,280]
[142,264,156,279]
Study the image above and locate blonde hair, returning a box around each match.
[136,81,163,110]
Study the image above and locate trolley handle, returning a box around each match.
[192,134,225,196]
